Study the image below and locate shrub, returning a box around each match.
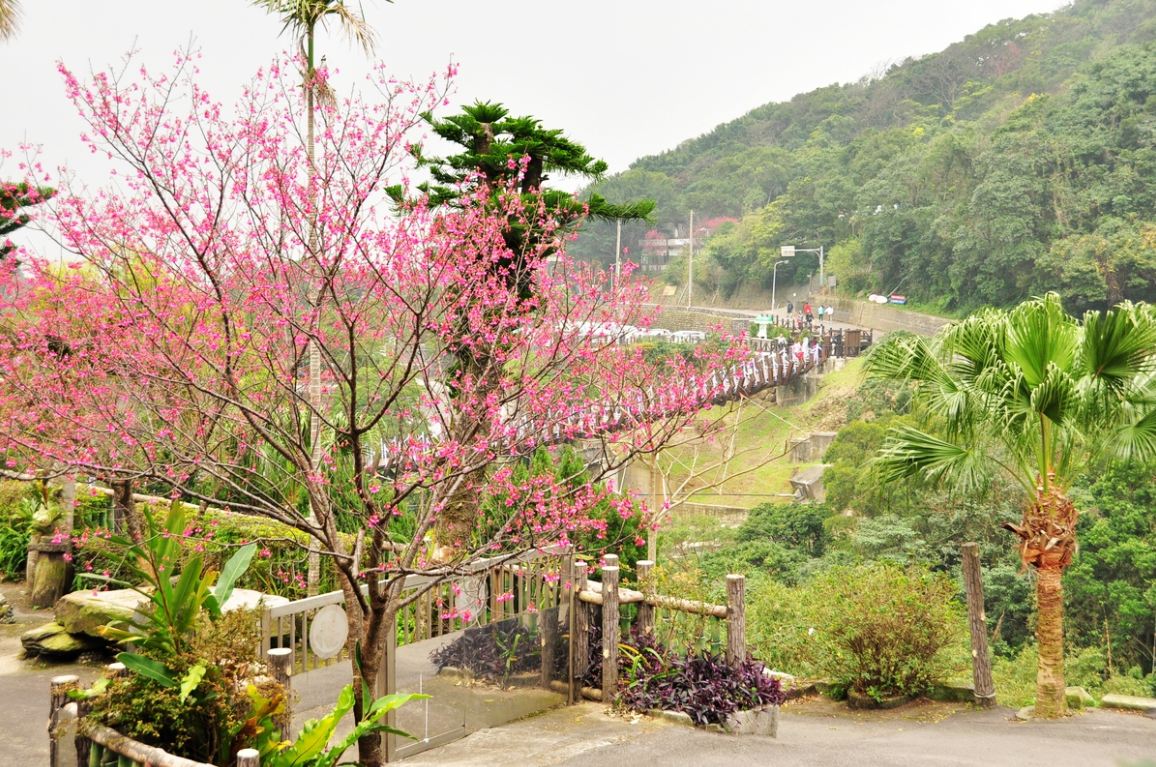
[737,502,831,557]
[0,481,35,580]
[699,540,808,584]
[810,563,961,700]
[744,574,825,678]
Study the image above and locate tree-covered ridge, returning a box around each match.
[577,0,1156,313]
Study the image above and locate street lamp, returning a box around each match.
[780,244,825,294]
[771,259,788,312]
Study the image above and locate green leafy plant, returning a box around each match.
[0,495,33,580]
[810,563,962,700]
[258,684,425,767]
[94,500,256,660]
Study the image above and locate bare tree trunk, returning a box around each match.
[1034,567,1067,717]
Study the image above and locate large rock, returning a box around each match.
[0,592,14,624]
[56,587,289,638]
[1101,693,1156,713]
[55,588,144,637]
[21,622,103,658]
[1065,686,1095,709]
[724,704,780,737]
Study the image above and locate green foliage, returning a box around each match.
[0,181,55,260]
[576,2,1156,312]
[737,502,831,557]
[993,643,1156,707]
[260,684,424,767]
[89,607,280,764]
[1063,464,1156,674]
[0,482,34,580]
[93,501,257,658]
[809,563,962,699]
[75,501,344,598]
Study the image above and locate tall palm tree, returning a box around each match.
[252,0,382,594]
[864,293,1156,717]
[0,0,20,41]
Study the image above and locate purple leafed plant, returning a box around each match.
[615,629,786,725]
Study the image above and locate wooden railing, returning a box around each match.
[562,556,746,703]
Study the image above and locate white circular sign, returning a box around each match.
[309,604,349,659]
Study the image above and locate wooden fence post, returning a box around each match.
[571,560,589,699]
[540,558,560,688]
[636,560,655,637]
[382,612,398,762]
[726,574,746,665]
[561,553,575,704]
[236,748,261,766]
[49,674,78,767]
[267,647,293,736]
[601,560,620,704]
[961,543,996,707]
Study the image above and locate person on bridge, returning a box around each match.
[803,302,813,326]
[786,300,794,316]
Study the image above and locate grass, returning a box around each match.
[660,359,865,509]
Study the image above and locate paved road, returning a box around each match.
[407,699,1156,767]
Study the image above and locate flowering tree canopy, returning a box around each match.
[0,52,745,764]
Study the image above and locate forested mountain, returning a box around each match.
[577,0,1156,314]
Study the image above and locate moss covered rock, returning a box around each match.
[21,621,103,658]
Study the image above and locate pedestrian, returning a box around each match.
[826,305,834,320]
[803,301,813,326]
[786,300,794,316]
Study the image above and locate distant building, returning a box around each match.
[638,217,737,273]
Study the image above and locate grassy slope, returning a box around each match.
[663,359,863,508]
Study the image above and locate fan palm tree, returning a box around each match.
[0,0,20,41]
[864,293,1156,717]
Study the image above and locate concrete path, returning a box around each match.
[0,582,105,766]
[406,698,1156,767]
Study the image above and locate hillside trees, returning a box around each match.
[0,54,740,766]
[578,1,1156,312]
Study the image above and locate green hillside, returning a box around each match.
[576,0,1156,314]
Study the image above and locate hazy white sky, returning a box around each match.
[3,0,1067,187]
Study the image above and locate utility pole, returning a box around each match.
[614,219,622,288]
[687,210,694,308]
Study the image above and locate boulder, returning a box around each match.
[1065,686,1095,709]
[724,704,780,737]
[1100,693,1156,713]
[1015,705,1035,721]
[56,587,290,638]
[21,622,103,658]
[0,592,14,624]
[55,588,144,637]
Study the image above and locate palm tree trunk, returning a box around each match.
[305,33,322,595]
[1034,566,1068,717]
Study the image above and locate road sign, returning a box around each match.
[780,245,796,259]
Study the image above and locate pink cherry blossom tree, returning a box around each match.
[0,52,745,765]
